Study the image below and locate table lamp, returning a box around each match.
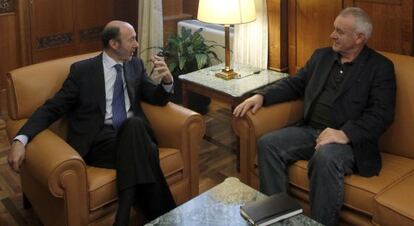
[198,0,256,80]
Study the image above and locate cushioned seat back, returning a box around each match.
[6,52,99,138]
[378,52,414,159]
[7,52,99,119]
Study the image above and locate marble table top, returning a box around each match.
[179,63,288,98]
[145,177,322,226]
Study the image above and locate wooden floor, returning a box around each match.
[0,100,238,225]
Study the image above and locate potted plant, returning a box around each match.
[143,27,222,114]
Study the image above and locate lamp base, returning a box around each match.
[215,69,238,80]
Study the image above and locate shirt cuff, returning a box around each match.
[162,83,174,93]
[162,77,174,93]
[14,135,28,146]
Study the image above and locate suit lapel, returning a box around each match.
[304,52,336,117]
[124,61,137,107]
[310,55,336,100]
[92,54,106,116]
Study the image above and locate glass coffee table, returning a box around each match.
[145,177,321,226]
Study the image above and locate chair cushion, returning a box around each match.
[373,171,414,225]
[87,148,183,211]
[286,153,414,216]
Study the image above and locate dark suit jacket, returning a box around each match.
[257,46,396,177]
[18,53,172,157]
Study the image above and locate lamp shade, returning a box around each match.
[197,0,256,25]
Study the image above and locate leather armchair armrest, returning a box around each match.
[232,100,304,182]
[141,102,205,196]
[7,119,89,226]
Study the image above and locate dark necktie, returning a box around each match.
[112,64,127,130]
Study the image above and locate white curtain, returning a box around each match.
[233,0,268,68]
[138,0,164,70]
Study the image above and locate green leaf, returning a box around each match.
[168,62,177,73]
[186,45,194,55]
[181,27,190,39]
[141,26,224,74]
[178,56,187,70]
[195,54,208,69]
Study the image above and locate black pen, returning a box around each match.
[149,66,155,77]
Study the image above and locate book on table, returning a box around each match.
[240,192,303,226]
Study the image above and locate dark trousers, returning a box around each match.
[257,126,355,226]
[85,117,176,224]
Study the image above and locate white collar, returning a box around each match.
[102,51,123,69]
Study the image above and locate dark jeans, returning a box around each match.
[257,126,354,226]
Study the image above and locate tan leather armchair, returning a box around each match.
[6,53,205,226]
[233,52,414,225]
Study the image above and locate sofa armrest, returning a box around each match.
[7,119,89,226]
[141,102,205,196]
[232,100,304,183]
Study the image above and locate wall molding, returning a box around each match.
[80,26,103,41]
[37,33,73,49]
[0,0,15,14]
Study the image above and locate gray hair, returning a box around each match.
[339,7,373,40]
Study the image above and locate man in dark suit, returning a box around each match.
[233,7,396,226]
[8,20,176,225]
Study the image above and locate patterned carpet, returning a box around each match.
[0,103,238,225]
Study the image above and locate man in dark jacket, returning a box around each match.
[8,20,176,225]
[233,7,396,226]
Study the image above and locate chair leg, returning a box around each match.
[23,193,32,209]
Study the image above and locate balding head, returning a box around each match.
[101,20,139,62]
[101,20,134,49]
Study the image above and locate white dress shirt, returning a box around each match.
[102,51,134,124]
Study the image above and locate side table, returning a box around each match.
[179,63,288,109]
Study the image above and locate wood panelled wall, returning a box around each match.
[0,12,20,82]
[0,0,23,116]
[27,0,114,63]
[267,0,288,72]
[268,0,414,74]
[114,0,138,30]
[0,0,197,118]
[183,0,198,17]
[163,0,197,42]
[288,0,342,73]
[0,0,116,77]
[0,0,138,118]
[346,0,413,55]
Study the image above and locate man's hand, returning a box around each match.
[315,127,350,150]
[150,55,173,84]
[233,94,264,117]
[7,140,26,173]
